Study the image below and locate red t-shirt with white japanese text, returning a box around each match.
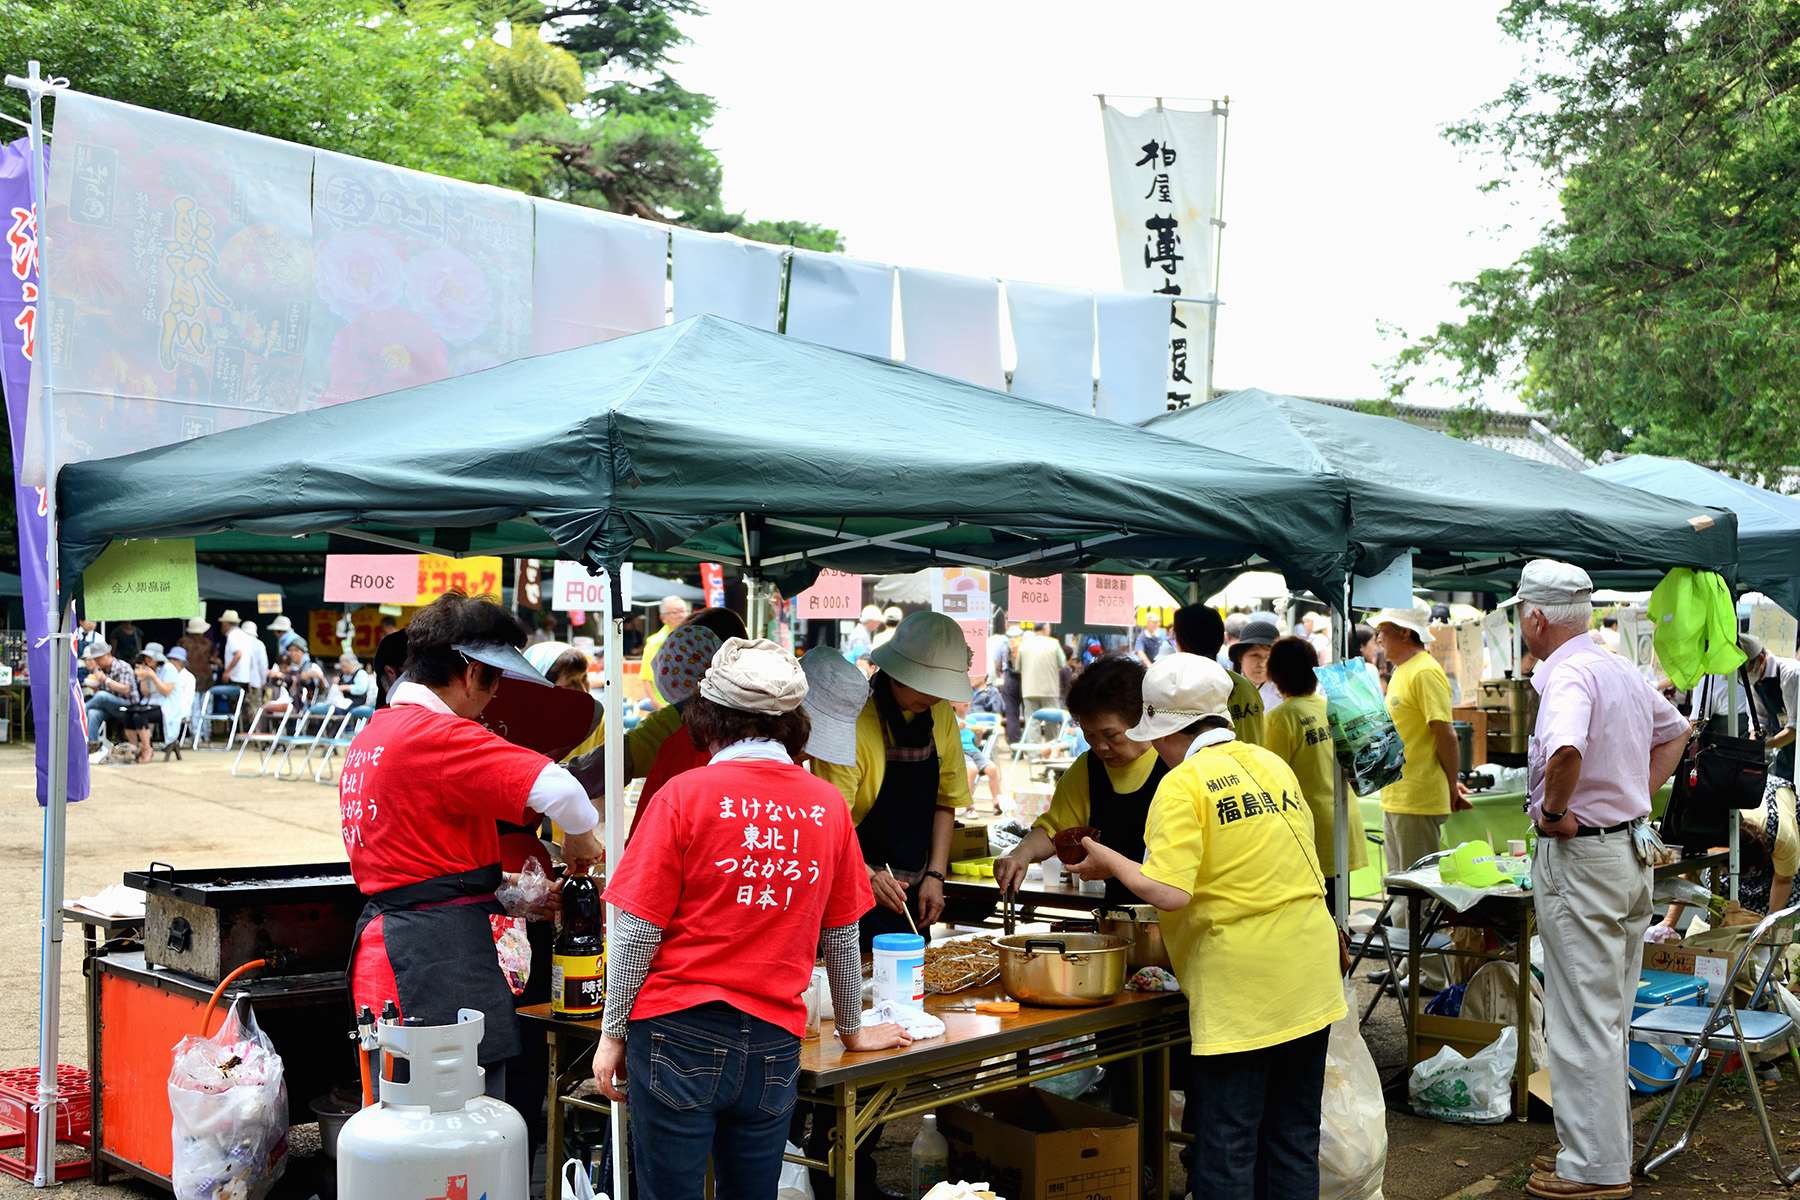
[339,703,551,895]
[605,758,873,1036]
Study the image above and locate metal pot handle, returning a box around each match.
[1057,919,1098,934]
[1024,938,1066,955]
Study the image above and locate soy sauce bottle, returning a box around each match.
[551,872,605,1020]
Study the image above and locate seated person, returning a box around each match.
[329,651,375,708]
[953,699,1003,814]
[270,642,326,712]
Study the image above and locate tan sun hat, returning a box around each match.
[217,609,242,626]
[700,638,808,714]
[1371,600,1437,643]
[266,615,293,633]
[185,617,209,634]
[869,610,973,703]
[1127,654,1234,742]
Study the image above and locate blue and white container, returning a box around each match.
[1630,968,1707,1093]
[871,933,926,1006]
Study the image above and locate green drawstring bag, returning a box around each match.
[1649,569,1744,689]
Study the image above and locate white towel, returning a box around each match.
[867,1000,945,1040]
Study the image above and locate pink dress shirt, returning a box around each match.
[1526,635,1690,827]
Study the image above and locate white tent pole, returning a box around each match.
[14,58,69,1188]
[603,565,628,1198]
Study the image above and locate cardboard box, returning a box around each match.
[949,821,992,862]
[939,1088,1137,1200]
[1643,944,1733,1002]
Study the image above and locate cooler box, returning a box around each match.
[1630,968,1707,1093]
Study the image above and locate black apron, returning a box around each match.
[1086,751,1170,907]
[856,707,939,946]
[349,863,522,1064]
[1757,674,1795,782]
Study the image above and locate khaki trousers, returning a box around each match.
[1383,810,1448,991]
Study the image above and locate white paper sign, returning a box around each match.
[1482,611,1516,679]
[1006,281,1094,413]
[1750,602,1798,659]
[930,568,991,622]
[551,560,634,613]
[897,267,1004,390]
[785,252,893,358]
[1351,552,1413,611]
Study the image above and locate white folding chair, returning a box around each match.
[1636,903,1800,1185]
[196,686,245,750]
[274,704,345,780]
[1010,707,1070,765]
[230,702,293,777]
[313,705,374,784]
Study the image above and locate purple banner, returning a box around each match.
[0,138,89,806]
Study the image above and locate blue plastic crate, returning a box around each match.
[1630,968,1707,1094]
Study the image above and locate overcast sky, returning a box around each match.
[677,1,1556,406]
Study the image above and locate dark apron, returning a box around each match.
[1757,675,1795,782]
[349,863,522,1064]
[856,708,939,947]
[1086,751,1170,907]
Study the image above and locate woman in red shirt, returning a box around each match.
[341,594,604,1096]
[596,638,910,1200]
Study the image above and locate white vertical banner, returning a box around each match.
[671,228,785,331]
[1100,100,1222,409]
[1005,281,1094,413]
[896,266,1004,390]
[785,251,893,357]
[1094,292,1168,424]
[530,204,668,355]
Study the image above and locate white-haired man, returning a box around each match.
[638,595,692,707]
[1505,560,1690,1200]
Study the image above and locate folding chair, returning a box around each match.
[312,706,374,784]
[230,702,294,777]
[195,686,245,750]
[273,704,345,780]
[1635,903,1800,1185]
[1345,847,1455,1034]
[1010,707,1071,765]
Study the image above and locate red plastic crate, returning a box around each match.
[0,1065,90,1140]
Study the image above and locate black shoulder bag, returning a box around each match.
[1659,667,1768,849]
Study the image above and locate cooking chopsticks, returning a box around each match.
[886,863,920,936]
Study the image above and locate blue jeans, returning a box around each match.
[1188,1027,1329,1200]
[626,1002,801,1200]
[85,692,129,740]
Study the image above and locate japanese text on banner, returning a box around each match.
[792,570,862,621]
[1007,574,1062,625]
[416,554,502,602]
[1084,573,1136,627]
[715,793,829,909]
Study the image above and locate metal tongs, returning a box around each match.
[1001,880,1016,936]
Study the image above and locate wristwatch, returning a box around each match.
[1541,809,1567,824]
[922,869,946,882]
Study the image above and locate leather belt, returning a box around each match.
[1574,820,1632,837]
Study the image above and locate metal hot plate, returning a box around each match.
[124,861,361,907]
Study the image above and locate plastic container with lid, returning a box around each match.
[871,933,926,1007]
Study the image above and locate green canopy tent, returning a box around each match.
[60,318,1355,599]
[1141,389,1738,586]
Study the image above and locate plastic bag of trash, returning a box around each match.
[1408,1025,1517,1124]
[168,996,288,1200]
[1319,985,1386,1200]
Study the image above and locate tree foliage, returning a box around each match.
[1387,0,1800,477]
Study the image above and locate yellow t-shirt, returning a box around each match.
[638,625,673,706]
[1142,737,1348,1054]
[1034,748,1161,835]
[813,696,971,824]
[1381,651,1453,816]
[1227,669,1266,747]
[1263,692,1366,872]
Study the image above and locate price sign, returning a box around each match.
[1008,574,1062,624]
[551,560,634,613]
[326,554,422,604]
[417,554,504,602]
[791,570,862,621]
[1084,573,1135,628]
[957,619,988,682]
[256,593,283,615]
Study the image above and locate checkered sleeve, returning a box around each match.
[600,910,663,1039]
[821,922,862,1037]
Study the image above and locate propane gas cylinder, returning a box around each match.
[337,1009,527,1200]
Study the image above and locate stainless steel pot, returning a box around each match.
[1095,905,1171,970]
[996,933,1130,1007]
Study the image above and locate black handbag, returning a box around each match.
[1673,666,1769,815]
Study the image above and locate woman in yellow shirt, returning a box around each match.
[813,611,972,945]
[1262,636,1367,910]
[993,655,1168,904]
[1067,653,1345,1200]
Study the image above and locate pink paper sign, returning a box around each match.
[1008,575,1062,625]
[957,619,988,682]
[1084,573,1136,627]
[325,554,420,604]
[791,570,863,621]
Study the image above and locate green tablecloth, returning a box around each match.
[1348,785,1673,899]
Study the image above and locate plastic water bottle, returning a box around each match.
[910,1112,949,1198]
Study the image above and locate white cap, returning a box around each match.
[1371,600,1437,643]
[1497,559,1594,609]
[1127,654,1233,742]
[860,604,884,623]
[800,648,868,766]
[870,611,973,703]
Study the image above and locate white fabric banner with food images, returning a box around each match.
[1100,100,1221,410]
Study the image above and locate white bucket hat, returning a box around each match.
[185,617,209,634]
[267,615,293,633]
[1127,654,1234,742]
[139,642,166,663]
[1371,600,1437,643]
[800,648,868,765]
[217,609,242,626]
[653,624,723,707]
[869,611,973,703]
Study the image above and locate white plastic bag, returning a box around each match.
[1319,988,1386,1200]
[777,1139,815,1200]
[1408,1026,1517,1124]
[167,996,288,1200]
[561,1158,610,1200]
